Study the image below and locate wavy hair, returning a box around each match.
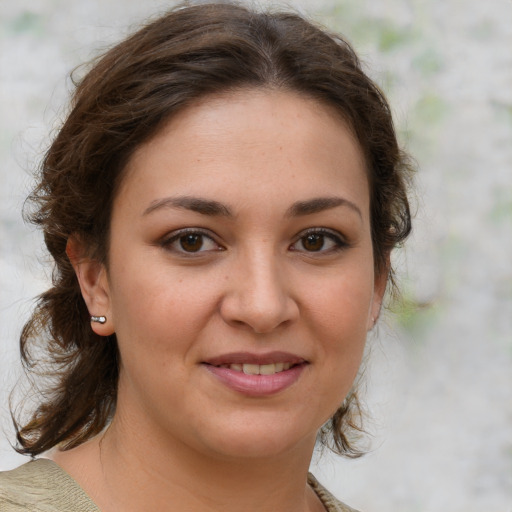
[14,1,412,458]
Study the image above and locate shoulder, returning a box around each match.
[308,473,362,512]
[0,459,100,512]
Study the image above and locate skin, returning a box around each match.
[54,89,387,512]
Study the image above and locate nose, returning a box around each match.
[219,250,299,334]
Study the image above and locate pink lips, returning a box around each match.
[202,351,308,397]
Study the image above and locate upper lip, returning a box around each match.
[203,351,307,366]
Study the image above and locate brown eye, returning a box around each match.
[301,233,325,251]
[179,234,204,252]
[162,229,222,255]
[290,229,346,254]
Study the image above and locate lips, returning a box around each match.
[217,362,293,375]
[203,351,306,367]
[202,352,308,396]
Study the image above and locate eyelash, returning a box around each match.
[289,228,348,254]
[159,227,348,255]
[160,228,224,254]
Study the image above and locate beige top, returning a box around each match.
[0,459,360,512]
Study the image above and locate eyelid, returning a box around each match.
[290,227,349,253]
[160,227,224,253]
[158,226,348,255]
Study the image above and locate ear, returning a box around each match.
[367,258,390,331]
[66,236,115,336]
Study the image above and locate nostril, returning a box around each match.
[220,300,297,334]
[218,263,299,333]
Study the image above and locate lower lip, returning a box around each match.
[203,364,306,397]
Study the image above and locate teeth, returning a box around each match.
[221,363,294,375]
[259,363,276,375]
[242,364,260,375]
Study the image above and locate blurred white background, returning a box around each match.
[1,1,511,511]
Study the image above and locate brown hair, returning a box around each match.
[14,1,412,458]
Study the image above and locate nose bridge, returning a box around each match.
[220,243,297,333]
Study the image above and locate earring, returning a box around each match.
[91,315,107,324]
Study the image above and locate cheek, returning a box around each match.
[301,266,374,381]
[304,267,375,331]
[108,262,218,356]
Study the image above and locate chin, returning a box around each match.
[193,418,318,461]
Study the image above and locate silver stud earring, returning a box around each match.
[91,315,107,324]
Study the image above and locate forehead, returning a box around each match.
[117,89,369,217]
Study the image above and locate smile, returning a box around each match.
[203,353,308,396]
[214,362,294,375]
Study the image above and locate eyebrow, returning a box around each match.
[143,195,362,219]
[285,196,363,219]
[143,196,233,217]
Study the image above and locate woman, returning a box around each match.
[0,3,412,511]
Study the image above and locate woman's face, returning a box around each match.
[90,89,386,460]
